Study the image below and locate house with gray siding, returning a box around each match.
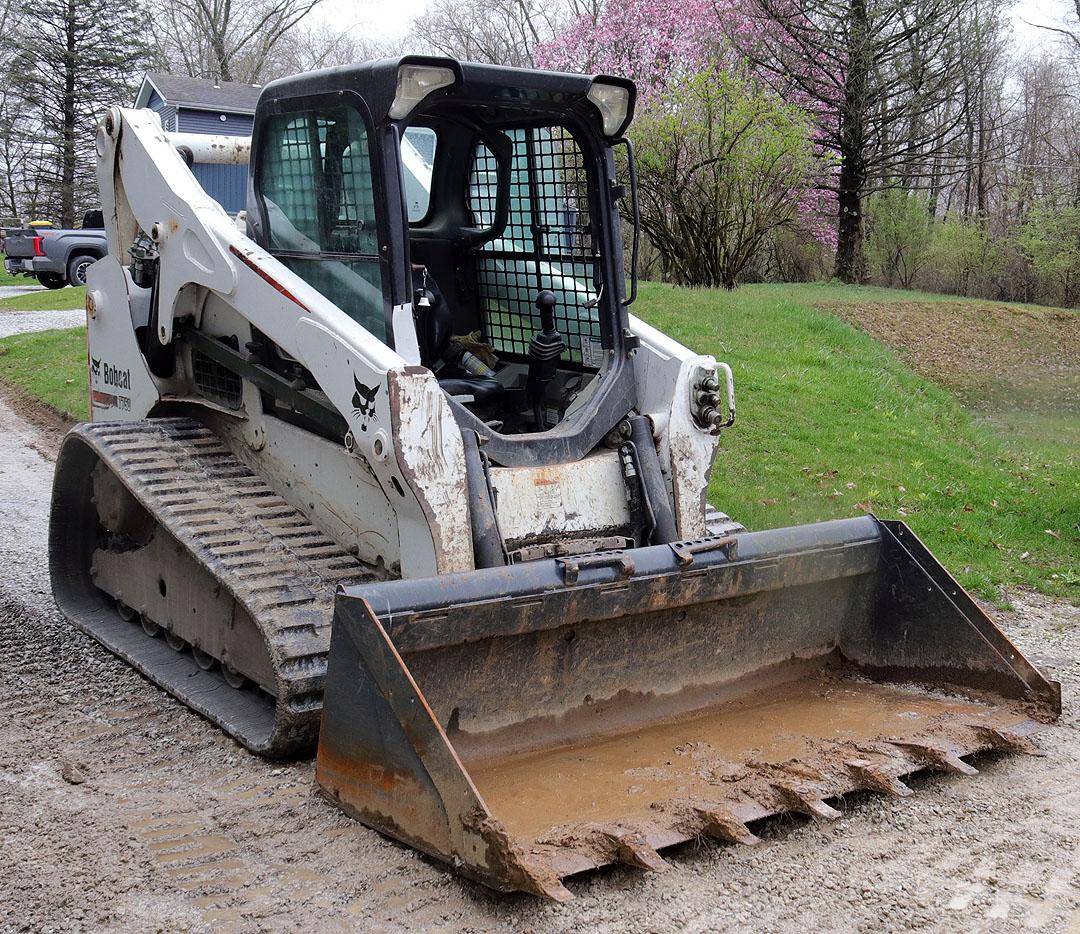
[134,74,262,214]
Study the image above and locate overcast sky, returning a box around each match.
[1012,0,1077,47]
[308,0,428,43]
[309,0,1072,52]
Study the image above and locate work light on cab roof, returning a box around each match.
[388,63,456,120]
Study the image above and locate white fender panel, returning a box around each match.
[86,256,160,421]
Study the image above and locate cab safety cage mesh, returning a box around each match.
[469,126,602,366]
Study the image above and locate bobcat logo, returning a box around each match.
[90,357,101,379]
[351,375,379,432]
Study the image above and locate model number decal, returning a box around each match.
[91,389,131,411]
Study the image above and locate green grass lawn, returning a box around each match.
[634,282,1078,602]
[0,282,1075,601]
[0,285,85,311]
[0,269,26,286]
[0,327,87,421]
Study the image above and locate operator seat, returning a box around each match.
[412,266,503,403]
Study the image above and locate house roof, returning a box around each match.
[135,73,263,114]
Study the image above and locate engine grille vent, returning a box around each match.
[193,349,243,410]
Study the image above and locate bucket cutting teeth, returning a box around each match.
[968,723,1044,756]
[770,783,843,821]
[888,740,980,776]
[655,800,762,846]
[456,716,1050,898]
[513,718,1050,892]
[697,812,762,847]
[532,723,1040,886]
[328,703,1051,899]
[604,829,670,872]
[844,758,913,797]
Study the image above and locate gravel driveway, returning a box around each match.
[0,282,83,339]
[0,309,84,339]
[0,283,45,300]
[0,395,1076,933]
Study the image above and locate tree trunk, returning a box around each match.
[835,149,866,282]
[61,0,77,228]
[975,71,989,220]
[212,32,232,82]
[834,0,870,283]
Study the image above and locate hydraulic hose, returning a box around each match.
[628,415,678,545]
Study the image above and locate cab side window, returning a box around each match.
[258,105,387,340]
[402,126,437,223]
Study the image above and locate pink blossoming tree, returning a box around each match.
[536,0,837,286]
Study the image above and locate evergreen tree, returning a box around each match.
[13,0,154,225]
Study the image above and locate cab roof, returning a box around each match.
[256,56,637,139]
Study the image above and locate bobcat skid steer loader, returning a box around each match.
[49,57,1060,900]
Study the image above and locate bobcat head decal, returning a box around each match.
[352,375,379,431]
[90,357,101,378]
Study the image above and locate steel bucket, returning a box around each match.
[316,516,1060,899]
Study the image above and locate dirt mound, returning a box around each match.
[826,299,1079,421]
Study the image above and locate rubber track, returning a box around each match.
[62,417,380,757]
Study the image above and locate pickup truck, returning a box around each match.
[2,210,107,288]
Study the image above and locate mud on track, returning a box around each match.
[0,392,1078,933]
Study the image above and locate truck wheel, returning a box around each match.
[37,273,66,289]
[67,254,96,287]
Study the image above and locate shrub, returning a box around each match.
[631,69,822,289]
[923,218,997,296]
[1018,203,1080,307]
[866,190,932,288]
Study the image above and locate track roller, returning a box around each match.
[223,664,249,690]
